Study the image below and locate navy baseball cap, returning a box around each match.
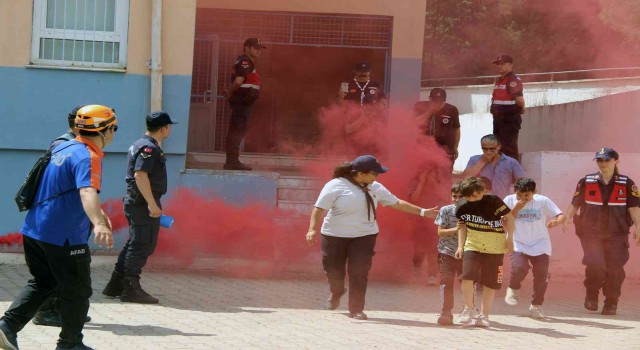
[354,61,372,72]
[146,111,178,128]
[244,38,266,49]
[352,155,388,173]
[493,54,514,64]
[594,147,619,160]
[429,88,447,101]
[68,105,86,120]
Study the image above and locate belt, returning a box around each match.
[492,100,516,105]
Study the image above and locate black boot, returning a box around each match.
[120,277,159,304]
[102,270,125,297]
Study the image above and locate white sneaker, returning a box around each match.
[474,314,491,327]
[529,304,546,319]
[457,306,479,325]
[505,287,519,306]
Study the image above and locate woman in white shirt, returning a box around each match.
[306,155,438,320]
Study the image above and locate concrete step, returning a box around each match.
[277,175,325,189]
[278,200,315,215]
[278,187,319,202]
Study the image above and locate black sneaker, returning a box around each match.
[32,310,91,327]
[584,295,598,311]
[55,343,94,350]
[0,319,19,350]
[601,303,617,315]
[437,312,454,326]
[223,162,252,171]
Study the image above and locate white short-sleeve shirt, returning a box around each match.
[503,194,563,256]
[315,178,399,238]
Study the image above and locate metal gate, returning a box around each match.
[188,9,393,153]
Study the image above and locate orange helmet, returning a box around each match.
[75,105,117,131]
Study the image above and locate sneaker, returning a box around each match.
[529,304,546,319]
[55,344,94,350]
[505,287,519,306]
[427,276,438,286]
[601,303,617,315]
[584,295,598,311]
[457,306,478,326]
[0,320,19,350]
[437,312,454,326]
[326,288,347,310]
[474,314,491,327]
[348,312,368,320]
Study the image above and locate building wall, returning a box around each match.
[520,89,640,154]
[0,1,202,236]
[196,0,427,103]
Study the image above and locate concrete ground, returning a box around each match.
[0,253,639,350]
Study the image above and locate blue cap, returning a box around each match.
[594,147,619,160]
[146,111,178,128]
[352,155,388,173]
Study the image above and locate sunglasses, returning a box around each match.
[111,125,118,133]
[481,147,497,151]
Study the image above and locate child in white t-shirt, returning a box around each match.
[503,177,566,319]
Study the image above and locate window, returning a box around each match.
[31,0,129,69]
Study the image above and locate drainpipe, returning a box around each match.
[150,0,162,111]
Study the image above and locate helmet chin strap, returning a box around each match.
[97,131,107,149]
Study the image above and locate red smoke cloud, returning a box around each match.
[148,103,453,282]
[0,233,23,246]
[102,198,128,232]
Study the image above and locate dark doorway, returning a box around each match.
[187,9,392,157]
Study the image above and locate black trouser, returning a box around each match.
[412,225,439,277]
[114,205,160,277]
[2,236,92,348]
[321,234,377,314]
[578,231,629,303]
[438,253,462,314]
[508,252,550,306]
[225,100,254,165]
[492,112,522,161]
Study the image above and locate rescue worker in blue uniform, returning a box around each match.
[565,148,640,315]
[490,54,525,161]
[0,105,117,350]
[102,111,177,304]
[32,105,95,328]
[223,37,266,171]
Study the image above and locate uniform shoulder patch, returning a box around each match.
[632,185,640,197]
[509,81,518,87]
[140,147,154,159]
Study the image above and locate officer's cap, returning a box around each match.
[429,88,447,102]
[146,111,178,128]
[244,38,266,49]
[493,54,514,64]
[354,61,372,72]
[68,105,86,121]
[593,147,619,161]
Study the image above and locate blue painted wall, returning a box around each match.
[0,67,278,247]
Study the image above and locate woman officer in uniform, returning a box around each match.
[565,147,640,315]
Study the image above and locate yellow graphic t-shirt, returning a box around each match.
[456,194,511,254]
